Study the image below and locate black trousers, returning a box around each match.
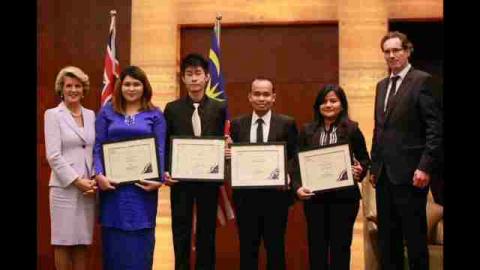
[233,189,290,270]
[376,172,429,270]
[170,183,219,270]
[303,197,359,270]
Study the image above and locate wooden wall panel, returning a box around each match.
[388,0,443,20]
[37,1,131,269]
[176,0,338,25]
[180,24,338,128]
[181,24,338,269]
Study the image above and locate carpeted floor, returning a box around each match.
[152,187,365,270]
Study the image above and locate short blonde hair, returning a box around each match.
[54,66,90,97]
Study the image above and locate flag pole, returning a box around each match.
[215,14,222,46]
[100,9,119,106]
[109,10,117,60]
[214,13,235,224]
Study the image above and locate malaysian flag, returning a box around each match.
[205,16,235,226]
[100,10,120,106]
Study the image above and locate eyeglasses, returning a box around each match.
[383,48,404,56]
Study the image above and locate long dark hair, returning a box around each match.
[112,65,156,114]
[312,84,350,127]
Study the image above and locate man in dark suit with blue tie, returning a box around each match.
[229,77,298,270]
[370,31,443,270]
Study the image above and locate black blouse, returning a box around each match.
[291,119,371,202]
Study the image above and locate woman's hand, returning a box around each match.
[296,187,314,200]
[135,179,163,191]
[352,160,364,182]
[73,178,96,192]
[95,174,118,191]
[163,171,179,187]
[82,188,97,196]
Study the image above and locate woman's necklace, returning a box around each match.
[66,103,82,118]
[70,111,82,118]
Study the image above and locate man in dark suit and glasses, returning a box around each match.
[163,53,227,270]
[370,31,443,270]
[228,77,298,270]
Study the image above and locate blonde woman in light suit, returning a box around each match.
[44,66,97,270]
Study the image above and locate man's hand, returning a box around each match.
[163,171,179,187]
[225,135,233,160]
[412,169,430,189]
[296,187,315,200]
[369,174,377,188]
[277,174,292,191]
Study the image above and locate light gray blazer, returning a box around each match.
[44,102,96,188]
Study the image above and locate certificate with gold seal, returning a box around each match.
[102,136,160,184]
[170,136,225,182]
[230,142,287,189]
[298,143,354,192]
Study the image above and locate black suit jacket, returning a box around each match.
[164,95,226,170]
[291,120,371,201]
[231,112,298,161]
[231,112,299,204]
[371,67,442,185]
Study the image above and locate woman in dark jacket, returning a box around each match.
[292,84,370,270]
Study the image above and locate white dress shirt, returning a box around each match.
[250,110,272,143]
[383,63,412,111]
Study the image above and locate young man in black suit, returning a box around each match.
[163,53,226,270]
[370,31,443,270]
[229,77,298,270]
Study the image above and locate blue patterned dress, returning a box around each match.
[93,102,166,270]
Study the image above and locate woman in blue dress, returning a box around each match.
[93,65,166,270]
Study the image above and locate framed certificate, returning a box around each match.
[102,136,160,184]
[170,136,225,182]
[298,143,354,192]
[230,142,287,189]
